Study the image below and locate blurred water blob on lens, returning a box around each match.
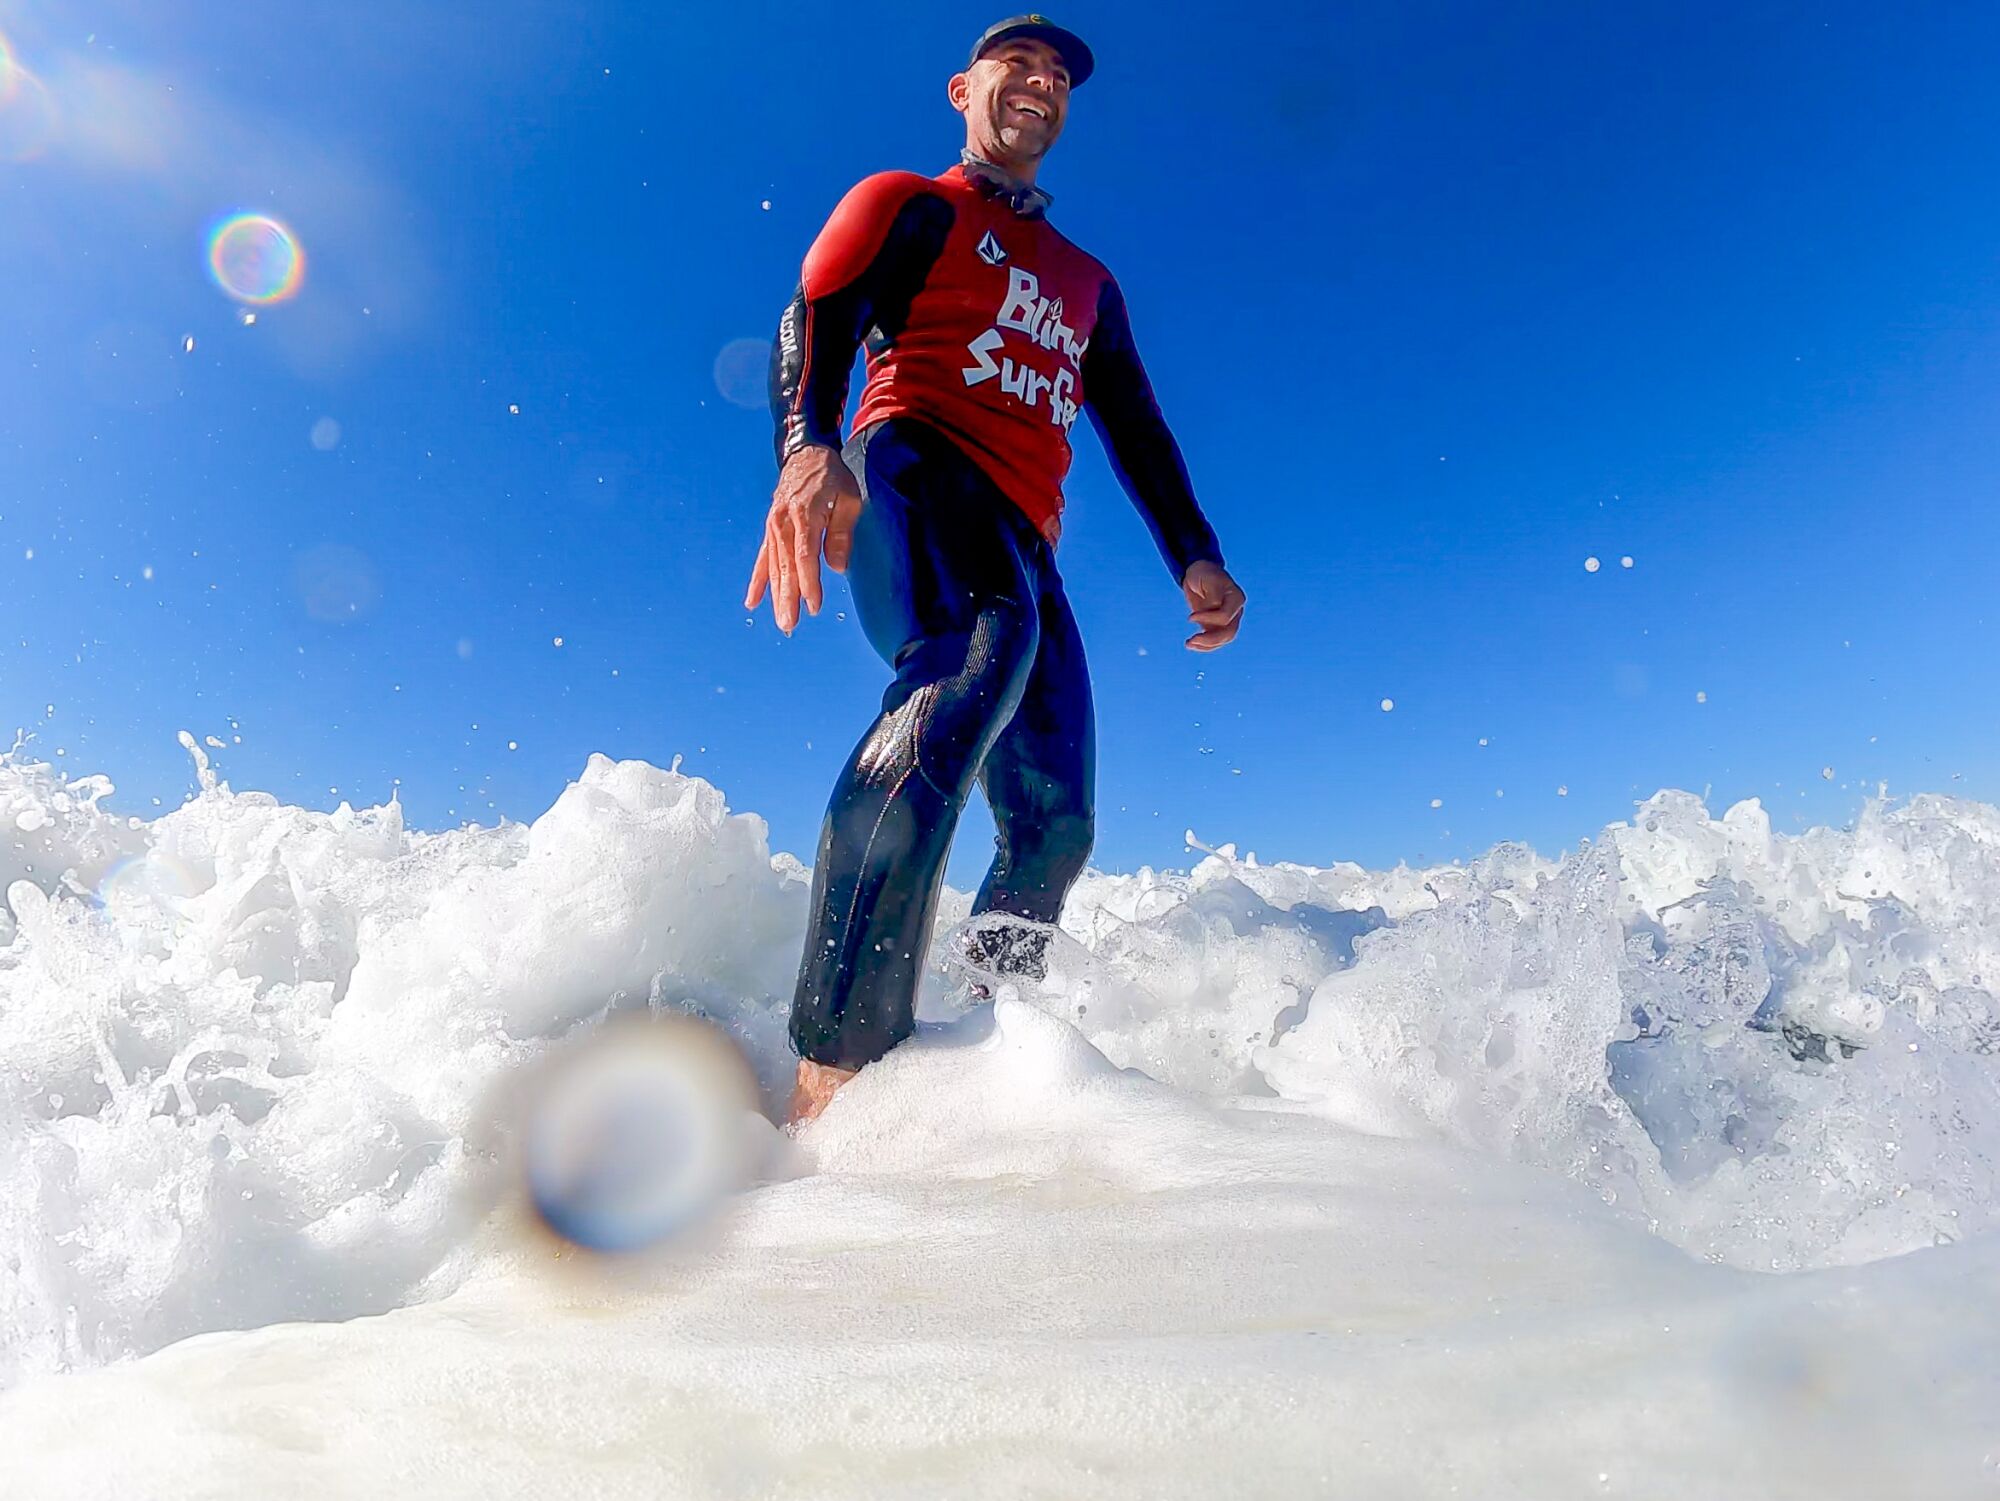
[521,1013,759,1253]
[293,543,380,624]
[0,52,58,163]
[713,337,773,410]
[207,214,306,305]
[310,417,341,451]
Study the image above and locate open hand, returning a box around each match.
[1181,560,1246,651]
[745,446,863,634]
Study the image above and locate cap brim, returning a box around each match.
[977,22,1095,87]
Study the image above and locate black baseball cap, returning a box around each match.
[969,15,1095,88]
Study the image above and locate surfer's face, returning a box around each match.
[951,39,1071,167]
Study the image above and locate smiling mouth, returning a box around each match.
[1007,98,1051,121]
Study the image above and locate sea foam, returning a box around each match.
[2,742,1996,1391]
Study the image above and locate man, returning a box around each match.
[747,16,1247,1126]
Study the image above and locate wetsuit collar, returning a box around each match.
[958,150,1054,219]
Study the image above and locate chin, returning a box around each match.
[997,125,1054,158]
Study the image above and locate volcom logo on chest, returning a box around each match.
[975,230,1008,267]
[961,265,1087,430]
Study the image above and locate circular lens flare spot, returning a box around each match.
[207,214,306,304]
[94,852,202,918]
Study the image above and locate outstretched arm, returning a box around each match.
[749,175,953,632]
[1081,277,1246,650]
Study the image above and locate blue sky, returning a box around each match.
[3,0,1996,883]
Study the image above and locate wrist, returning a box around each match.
[781,425,842,463]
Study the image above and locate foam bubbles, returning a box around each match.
[4,741,1999,1400]
[309,417,341,451]
[207,214,306,305]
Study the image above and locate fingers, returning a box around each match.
[1183,590,1244,652]
[823,494,861,574]
[792,505,824,617]
[770,510,799,633]
[752,461,860,631]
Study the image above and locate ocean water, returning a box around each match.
[1,743,1995,1495]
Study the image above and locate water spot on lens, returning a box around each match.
[713,338,773,410]
[293,543,381,624]
[520,1014,759,1253]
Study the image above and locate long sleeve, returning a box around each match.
[1081,276,1223,581]
[769,173,954,465]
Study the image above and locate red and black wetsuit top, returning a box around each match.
[770,157,1222,581]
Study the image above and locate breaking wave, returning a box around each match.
[2,740,1996,1388]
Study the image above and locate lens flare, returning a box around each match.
[0,48,57,163]
[94,852,202,919]
[521,1013,759,1253]
[207,214,306,305]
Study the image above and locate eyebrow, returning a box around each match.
[995,45,1070,79]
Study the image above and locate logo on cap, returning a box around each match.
[976,230,1009,267]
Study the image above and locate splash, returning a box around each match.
[2,740,1998,1393]
[206,213,306,304]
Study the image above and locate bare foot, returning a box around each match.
[785,1057,858,1129]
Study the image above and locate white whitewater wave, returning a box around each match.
[1,742,1997,1390]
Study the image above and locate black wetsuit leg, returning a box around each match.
[788,418,1095,1070]
[967,571,1096,981]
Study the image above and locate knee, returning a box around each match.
[998,807,1093,896]
[1037,809,1095,886]
[897,603,1039,783]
